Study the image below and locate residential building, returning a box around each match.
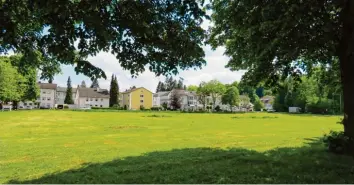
[56,87,77,105]
[75,87,110,108]
[260,95,274,111]
[38,83,57,108]
[153,89,201,110]
[120,87,153,110]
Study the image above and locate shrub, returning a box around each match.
[323,130,354,155]
[123,105,128,110]
[63,105,69,109]
[214,105,222,112]
[111,104,120,109]
[151,107,163,111]
[140,105,145,110]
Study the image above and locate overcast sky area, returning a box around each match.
[51,11,246,92]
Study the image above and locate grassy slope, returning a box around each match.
[1,110,352,183]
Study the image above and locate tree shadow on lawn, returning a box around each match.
[8,138,354,184]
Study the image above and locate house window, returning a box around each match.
[86,98,88,101]
[90,105,92,107]
[140,100,143,103]
[95,105,98,107]
[140,95,144,97]
[47,97,51,100]
[95,99,98,101]
[42,91,46,94]
[24,103,27,106]
[90,98,93,101]
[42,97,45,100]
[100,105,102,107]
[29,103,32,106]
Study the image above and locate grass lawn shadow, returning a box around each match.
[7,138,354,184]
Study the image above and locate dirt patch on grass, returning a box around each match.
[143,114,172,118]
[232,116,278,119]
[109,126,145,129]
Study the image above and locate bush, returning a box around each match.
[151,107,163,111]
[111,104,120,109]
[140,105,145,110]
[214,105,222,112]
[63,105,69,109]
[123,105,128,110]
[307,99,332,114]
[323,130,354,155]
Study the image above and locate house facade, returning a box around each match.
[120,87,153,110]
[260,95,274,111]
[75,87,110,108]
[153,89,200,110]
[38,83,57,108]
[56,87,77,105]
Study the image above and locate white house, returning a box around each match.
[153,89,200,110]
[56,87,77,105]
[38,83,57,108]
[260,95,274,111]
[75,87,110,108]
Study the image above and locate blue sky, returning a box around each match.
[53,17,246,92]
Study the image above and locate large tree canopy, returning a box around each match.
[209,0,354,144]
[0,0,208,80]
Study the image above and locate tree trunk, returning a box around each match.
[339,0,354,150]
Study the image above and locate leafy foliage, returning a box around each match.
[187,85,198,92]
[204,80,226,108]
[90,79,99,88]
[1,0,208,80]
[0,56,39,102]
[221,86,240,110]
[323,131,354,155]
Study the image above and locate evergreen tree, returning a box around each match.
[109,75,119,107]
[80,80,87,88]
[156,81,162,93]
[64,76,74,104]
[90,78,99,88]
[177,79,184,89]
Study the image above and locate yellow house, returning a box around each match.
[119,87,153,110]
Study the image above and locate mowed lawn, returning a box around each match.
[1,110,353,183]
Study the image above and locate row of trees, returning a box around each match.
[156,77,186,92]
[0,55,39,106]
[168,79,266,111]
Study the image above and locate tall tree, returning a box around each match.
[64,76,74,104]
[109,75,119,107]
[170,90,182,110]
[222,86,240,111]
[209,0,354,143]
[197,82,209,110]
[0,60,22,102]
[156,81,162,93]
[204,80,226,109]
[90,79,99,88]
[177,78,184,89]
[80,80,87,88]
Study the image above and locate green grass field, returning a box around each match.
[1,110,353,183]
